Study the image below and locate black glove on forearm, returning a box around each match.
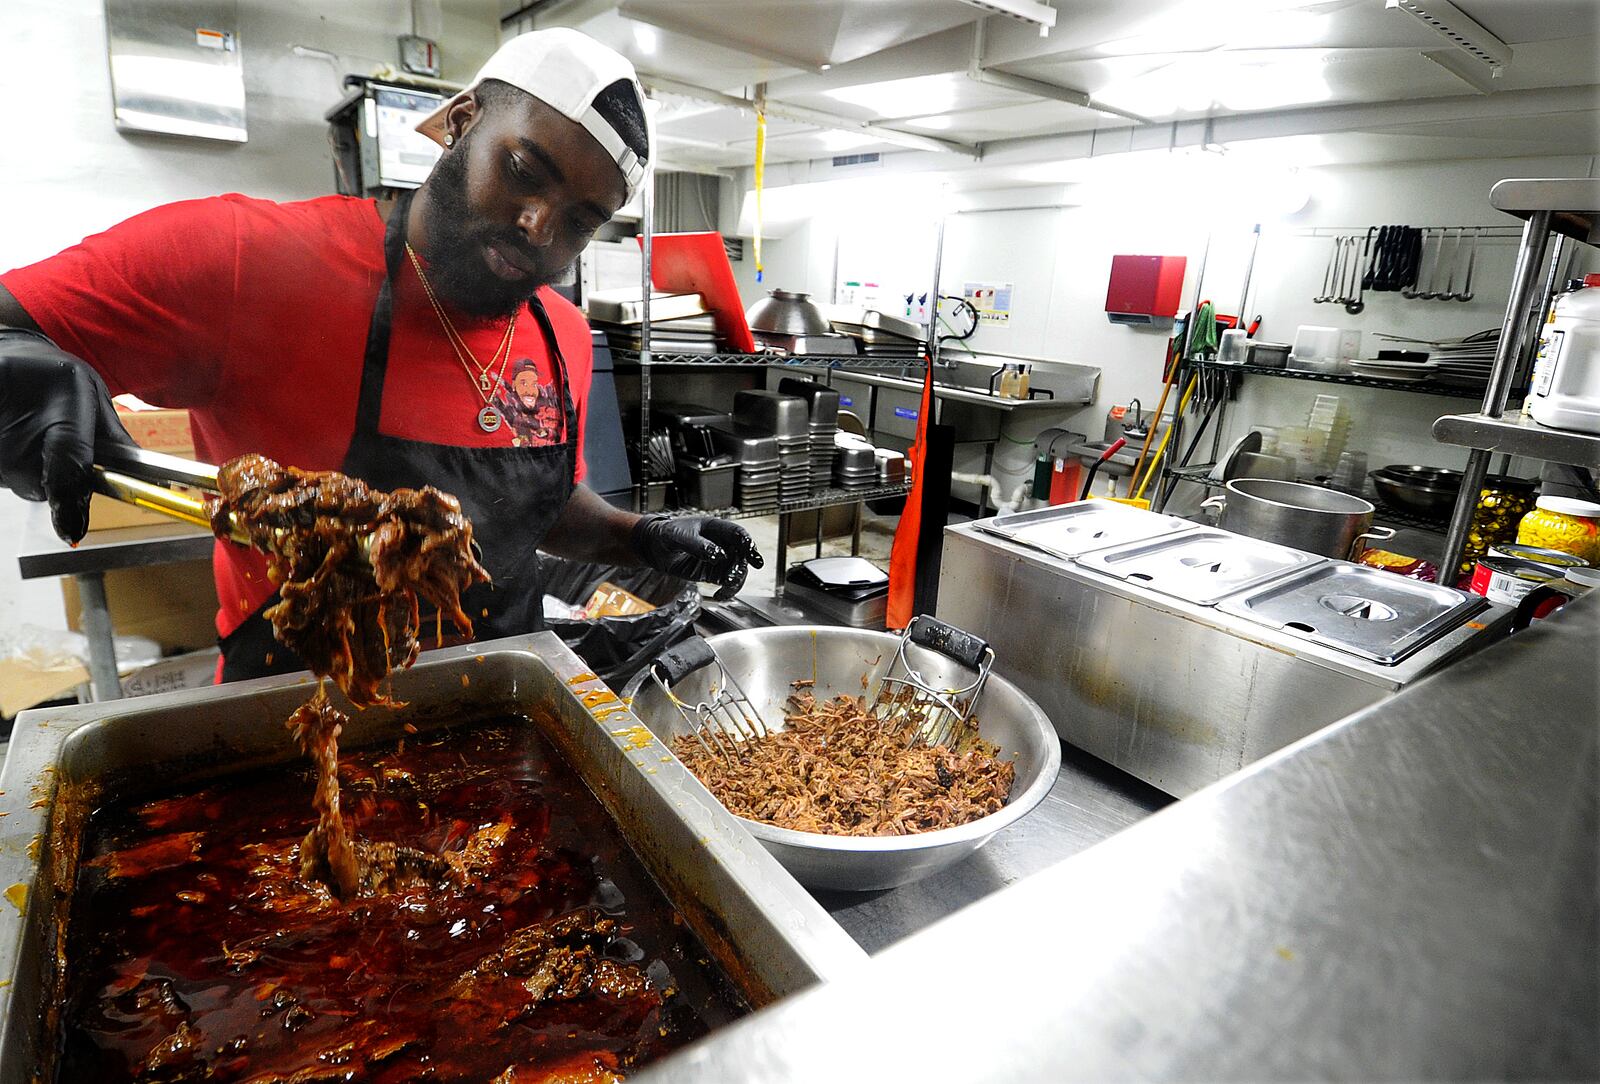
[0,329,135,542]
[631,514,764,600]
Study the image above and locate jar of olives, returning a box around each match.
[1517,496,1600,563]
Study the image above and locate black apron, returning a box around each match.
[220,190,578,683]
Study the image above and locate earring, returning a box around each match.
[444,133,455,147]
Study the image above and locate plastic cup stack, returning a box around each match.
[1305,394,1351,476]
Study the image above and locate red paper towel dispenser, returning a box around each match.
[1106,255,1186,325]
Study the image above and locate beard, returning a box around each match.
[415,133,568,317]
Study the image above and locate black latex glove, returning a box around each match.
[632,514,764,600]
[0,329,136,543]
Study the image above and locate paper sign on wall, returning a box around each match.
[963,281,1013,325]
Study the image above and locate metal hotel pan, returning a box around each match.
[0,633,866,1083]
[623,627,1061,892]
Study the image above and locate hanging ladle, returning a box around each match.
[1451,227,1479,302]
[1434,227,1463,301]
[1344,232,1368,314]
[1401,228,1432,300]
[1315,235,1339,304]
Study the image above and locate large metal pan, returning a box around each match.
[0,633,866,1084]
[623,626,1061,892]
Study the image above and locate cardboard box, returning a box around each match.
[88,405,197,532]
[62,558,218,655]
[120,648,220,698]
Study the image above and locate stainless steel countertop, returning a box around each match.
[16,501,213,579]
[638,593,1599,1082]
[814,743,1171,953]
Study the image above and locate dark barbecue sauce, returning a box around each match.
[57,719,746,1083]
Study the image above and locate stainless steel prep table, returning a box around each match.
[15,503,214,702]
[637,591,1598,1083]
[813,742,1170,952]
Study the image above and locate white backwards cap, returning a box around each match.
[416,28,651,200]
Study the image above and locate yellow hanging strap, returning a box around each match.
[753,108,766,283]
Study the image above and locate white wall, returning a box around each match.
[0,0,497,635]
[734,152,1599,509]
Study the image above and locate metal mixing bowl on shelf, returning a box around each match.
[745,289,831,337]
[1369,465,1464,519]
[623,626,1061,892]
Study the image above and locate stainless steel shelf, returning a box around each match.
[664,482,912,520]
[1432,411,1600,468]
[1489,178,1600,245]
[1165,463,1223,488]
[610,348,932,370]
[1195,360,1513,402]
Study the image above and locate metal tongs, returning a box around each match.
[869,615,994,748]
[91,445,250,543]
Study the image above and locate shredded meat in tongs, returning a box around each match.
[208,453,490,707]
[205,454,491,898]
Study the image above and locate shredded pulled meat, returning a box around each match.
[206,453,488,898]
[207,453,490,707]
[285,691,455,899]
[672,692,1015,836]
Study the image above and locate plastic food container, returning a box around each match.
[1247,342,1291,368]
[1516,496,1600,563]
[1565,565,1600,592]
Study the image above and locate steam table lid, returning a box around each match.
[976,500,1192,559]
[1074,528,1323,605]
[1216,563,1487,664]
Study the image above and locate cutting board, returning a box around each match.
[639,232,756,353]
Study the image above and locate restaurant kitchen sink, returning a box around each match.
[0,633,866,1082]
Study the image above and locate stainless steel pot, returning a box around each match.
[1202,478,1395,559]
[746,290,830,337]
[623,626,1061,893]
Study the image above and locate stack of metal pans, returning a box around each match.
[834,442,878,492]
[711,423,781,511]
[736,390,811,505]
[778,378,840,495]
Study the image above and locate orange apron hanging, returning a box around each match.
[885,355,934,630]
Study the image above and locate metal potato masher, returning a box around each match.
[649,615,996,761]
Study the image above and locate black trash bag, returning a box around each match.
[536,554,700,688]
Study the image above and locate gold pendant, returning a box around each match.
[479,372,492,392]
[477,405,502,433]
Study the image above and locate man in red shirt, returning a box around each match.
[0,28,759,682]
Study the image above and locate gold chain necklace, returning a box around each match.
[406,244,520,433]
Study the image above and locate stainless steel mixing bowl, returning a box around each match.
[745,290,831,336]
[623,626,1062,892]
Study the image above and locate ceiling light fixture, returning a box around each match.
[959,0,1057,36]
[1385,0,1511,77]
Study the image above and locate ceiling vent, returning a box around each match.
[1385,0,1512,75]
[831,152,882,169]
